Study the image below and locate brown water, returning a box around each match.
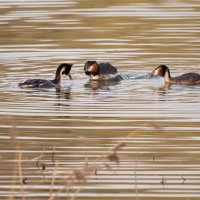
[0,0,200,199]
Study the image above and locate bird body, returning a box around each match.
[19,79,58,88]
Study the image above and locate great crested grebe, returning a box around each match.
[18,63,73,88]
[148,65,200,85]
[84,60,121,80]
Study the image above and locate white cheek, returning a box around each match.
[154,70,160,76]
[60,70,65,75]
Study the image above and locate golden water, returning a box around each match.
[0,0,200,199]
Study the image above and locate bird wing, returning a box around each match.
[98,63,118,74]
[174,73,200,84]
[18,79,48,88]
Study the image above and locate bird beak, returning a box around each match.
[146,70,155,79]
[85,70,90,75]
[68,73,73,80]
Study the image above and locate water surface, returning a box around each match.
[0,0,200,199]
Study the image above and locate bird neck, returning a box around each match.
[164,67,172,83]
[54,73,61,84]
[53,65,65,84]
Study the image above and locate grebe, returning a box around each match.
[84,60,120,80]
[148,65,200,85]
[18,63,72,88]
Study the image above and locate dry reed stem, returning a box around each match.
[64,178,71,199]
[69,188,81,200]
[32,154,46,161]
[48,177,72,200]
[181,176,186,184]
[52,146,56,166]
[150,122,169,140]
[85,151,88,166]
[93,131,138,164]
[18,152,25,200]
[8,151,19,200]
[8,118,18,200]
[35,147,46,169]
[49,162,59,198]
[135,154,138,200]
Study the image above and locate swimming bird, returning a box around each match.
[148,65,200,85]
[18,63,73,88]
[84,60,120,80]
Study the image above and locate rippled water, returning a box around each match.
[0,0,200,199]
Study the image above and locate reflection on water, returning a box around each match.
[84,79,121,91]
[0,0,200,199]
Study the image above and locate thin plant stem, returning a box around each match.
[18,152,25,200]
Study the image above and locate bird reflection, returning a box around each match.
[84,79,120,91]
[149,82,176,102]
[152,82,172,97]
[55,87,71,106]
[17,86,72,107]
[163,82,172,90]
